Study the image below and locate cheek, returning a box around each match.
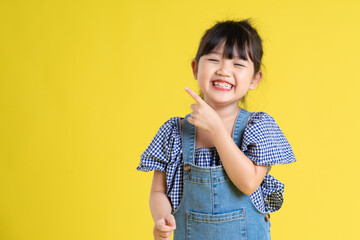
[235,73,250,84]
[238,69,251,77]
[197,68,212,81]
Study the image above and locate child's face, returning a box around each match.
[191,42,262,108]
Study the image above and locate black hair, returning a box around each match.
[193,19,264,105]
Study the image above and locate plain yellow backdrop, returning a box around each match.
[1,0,360,239]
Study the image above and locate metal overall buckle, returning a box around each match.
[265,213,270,222]
[184,164,191,178]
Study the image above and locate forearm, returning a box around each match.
[149,191,172,222]
[211,124,266,195]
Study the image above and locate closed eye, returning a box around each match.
[235,63,245,67]
[208,58,219,62]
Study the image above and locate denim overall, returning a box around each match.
[172,108,271,240]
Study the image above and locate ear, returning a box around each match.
[249,71,263,90]
[191,59,198,79]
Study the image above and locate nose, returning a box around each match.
[215,60,231,77]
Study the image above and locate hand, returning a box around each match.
[185,87,222,134]
[153,214,176,240]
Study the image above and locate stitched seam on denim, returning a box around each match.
[243,208,247,240]
[213,177,229,183]
[188,166,223,172]
[186,211,189,240]
[172,169,186,216]
[189,218,243,223]
[185,179,211,184]
[214,179,231,184]
[232,108,241,139]
[211,168,214,214]
[189,215,244,221]
[192,122,196,165]
[187,210,245,221]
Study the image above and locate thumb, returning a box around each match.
[165,214,176,229]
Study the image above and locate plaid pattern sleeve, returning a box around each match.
[136,117,183,212]
[241,112,296,166]
[241,112,296,213]
[137,117,181,172]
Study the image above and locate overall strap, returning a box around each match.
[182,108,252,165]
[232,108,252,148]
[182,114,196,164]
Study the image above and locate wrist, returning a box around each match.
[210,120,227,140]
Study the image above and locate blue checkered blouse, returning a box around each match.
[137,112,296,214]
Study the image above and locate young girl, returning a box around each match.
[137,19,296,240]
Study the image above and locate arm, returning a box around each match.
[149,170,176,240]
[149,170,172,221]
[210,125,268,195]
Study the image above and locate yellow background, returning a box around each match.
[1,0,360,239]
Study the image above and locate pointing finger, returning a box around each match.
[185,87,204,104]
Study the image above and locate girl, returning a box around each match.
[137,19,296,240]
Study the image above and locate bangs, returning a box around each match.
[198,23,253,61]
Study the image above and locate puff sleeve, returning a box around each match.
[137,117,181,172]
[241,112,296,213]
[241,112,296,167]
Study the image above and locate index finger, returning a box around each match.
[185,87,204,104]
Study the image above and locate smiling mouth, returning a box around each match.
[211,81,234,90]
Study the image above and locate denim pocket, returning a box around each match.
[186,209,246,240]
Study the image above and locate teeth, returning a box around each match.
[213,81,232,89]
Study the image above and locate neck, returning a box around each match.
[205,101,241,122]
